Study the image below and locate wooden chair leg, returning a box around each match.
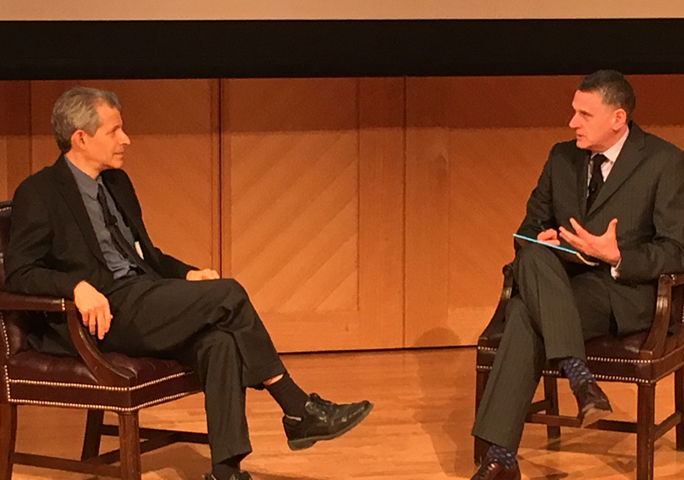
[81,409,105,460]
[676,368,684,451]
[543,375,561,440]
[637,383,656,480]
[0,404,17,480]
[118,411,141,480]
[474,369,489,464]
[474,437,489,466]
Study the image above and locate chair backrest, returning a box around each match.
[0,200,32,356]
[0,200,12,291]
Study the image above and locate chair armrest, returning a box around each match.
[0,291,65,312]
[64,302,134,386]
[0,291,134,386]
[667,272,684,287]
[641,273,681,358]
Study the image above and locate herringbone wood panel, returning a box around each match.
[230,131,358,312]
[222,78,404,352]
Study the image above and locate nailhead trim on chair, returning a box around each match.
[2,314,196,392]
[477,345,661,364]
[7,371,193,391]
[586,356,656,364]
[6,391,196,413]
[538,369,654,384]
[476,363,651,384]
[1,313,11,357]
[3,314,200,409]
[3,365,10,401]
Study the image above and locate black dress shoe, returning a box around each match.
[471,460,521,480]
[203,472,251,480]
[575,381,612,427]
[283,393,373,450]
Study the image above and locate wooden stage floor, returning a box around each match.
[10,348,684,479]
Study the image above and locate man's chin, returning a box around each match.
[107,159,124,170]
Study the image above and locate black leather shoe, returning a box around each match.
[203,472,251,480]
[471,460,521,480]
[283,393,373,450]
[575,381,612,427]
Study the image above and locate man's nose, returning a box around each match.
[569,114,580,129]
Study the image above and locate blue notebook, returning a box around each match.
[513,233,599,266]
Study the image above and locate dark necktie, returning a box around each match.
[586,154,607,212]
[96,183,160,279]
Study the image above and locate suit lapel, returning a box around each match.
[101,172,145,242]
[53,156,107,265]
[586,124,647,217]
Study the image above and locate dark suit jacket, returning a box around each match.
[517,123,684,334]
[4,156,194,353]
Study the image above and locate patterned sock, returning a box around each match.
[212,454,243,480]
[265,372,309,419]
[485,444,517,469]
[559,356,595,394]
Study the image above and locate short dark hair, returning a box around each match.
[51,87,121,154]
[578,70,636,121]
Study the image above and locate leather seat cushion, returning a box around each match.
[5,350,202,410]
[477,324,684,383]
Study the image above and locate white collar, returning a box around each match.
[593,127,630,163]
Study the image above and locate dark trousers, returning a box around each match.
[101,275,286,463]
[471,244,616,452]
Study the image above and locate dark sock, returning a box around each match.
[265,372,309,418]
[212,454,243,480]
[485,444,517,469]
[559,356,595,394]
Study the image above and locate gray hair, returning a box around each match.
[51,87,122,154]
[578,70,636,121]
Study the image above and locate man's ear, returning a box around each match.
[70,129,86,151]
[613,108,628,130]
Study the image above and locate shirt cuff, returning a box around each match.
[610,258,622,279]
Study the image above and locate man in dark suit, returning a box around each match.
[4,87,373,480]
[470,70,684,480]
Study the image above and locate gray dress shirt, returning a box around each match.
[65,157,138,279]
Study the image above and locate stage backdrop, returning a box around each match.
[2,75,684,352]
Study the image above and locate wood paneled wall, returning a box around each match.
[405,77,579,347]
[2,75,684,351]
[0,81,31,203]
[221,78,405,351]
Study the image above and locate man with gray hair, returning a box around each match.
[470,70,684,479]
[5,86,373,480]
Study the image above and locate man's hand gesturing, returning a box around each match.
[73,280,112,340]
[559,217,621,266]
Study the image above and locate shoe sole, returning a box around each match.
[580,405,612,427]
[287,402,374,451]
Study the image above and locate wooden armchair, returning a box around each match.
[0,200,208,480]
[475,263,684,480]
